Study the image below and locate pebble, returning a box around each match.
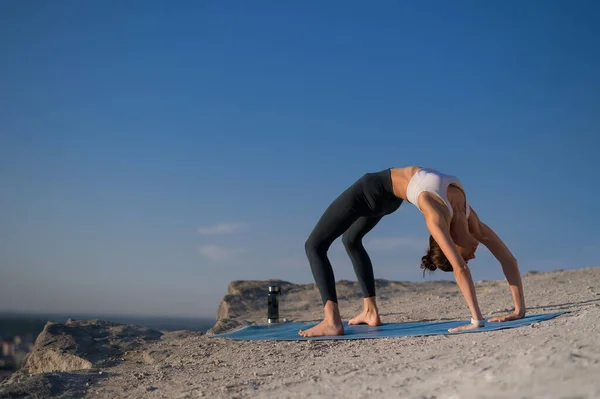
[134,372,150,380]
[253,372,273,377]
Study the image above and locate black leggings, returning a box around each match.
[305,169,403,305]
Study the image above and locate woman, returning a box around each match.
[299,166,526,337]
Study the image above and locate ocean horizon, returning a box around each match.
[0,311,216,339]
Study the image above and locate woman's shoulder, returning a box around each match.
[419,193,452,222]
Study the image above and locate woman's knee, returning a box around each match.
[342,230,362,250]
[305,235,329,257]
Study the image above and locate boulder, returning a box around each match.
[23,319,162,374]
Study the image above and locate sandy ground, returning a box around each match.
[11,267,600,399]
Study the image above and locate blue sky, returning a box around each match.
[1,0,599,318]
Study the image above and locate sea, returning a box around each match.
[0,311,216,340]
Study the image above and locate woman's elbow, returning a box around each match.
[452,262,470,276]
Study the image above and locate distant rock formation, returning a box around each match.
[209,279,297,334]
[22,319,163,374]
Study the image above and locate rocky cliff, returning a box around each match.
[0,276,461,398]
[3,269,598,398]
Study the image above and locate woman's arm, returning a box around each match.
[421,197,485,332]
[469,208,526,321]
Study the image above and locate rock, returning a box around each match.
[22,319,163,374]
[215,279,296,321]
[161,330,204,340]
[207,318,250,335]
[0,370,103,398]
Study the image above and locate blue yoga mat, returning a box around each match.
[211,312,564,341]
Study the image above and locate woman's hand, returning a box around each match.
[488,310,525,323]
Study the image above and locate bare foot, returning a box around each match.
[298,300,344,337]
[348,297,382,326]
[298,319,344,337]
[348,308,381,326]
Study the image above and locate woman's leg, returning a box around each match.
[342,216,385,326]
[342,215,383,298]
[300,184,365,337]
[304,189,363,305]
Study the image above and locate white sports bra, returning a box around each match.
[405,168,470,219]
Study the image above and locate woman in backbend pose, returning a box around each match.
[299,166,526,337]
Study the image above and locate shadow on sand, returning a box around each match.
[526,297,600,311]
[378,297,600,323]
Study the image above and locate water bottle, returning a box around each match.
[267,285,280,324]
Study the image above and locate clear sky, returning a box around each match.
[1,0,599,318]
